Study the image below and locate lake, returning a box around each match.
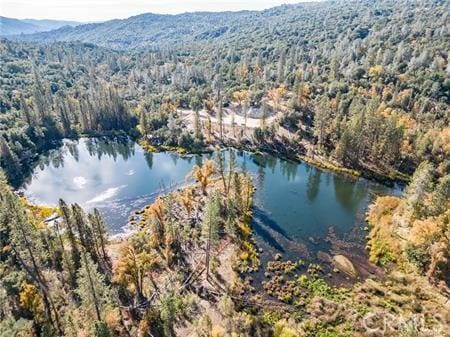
[21,137,401,278]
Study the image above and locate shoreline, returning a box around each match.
[15,132,409,195]
[139,136,409,187]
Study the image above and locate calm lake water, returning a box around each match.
[22,137,401,273]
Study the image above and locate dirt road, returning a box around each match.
[180,107,279,130]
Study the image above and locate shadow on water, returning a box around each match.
[253,206,291,240]
[22,139,401,277]
[252,220,285,253]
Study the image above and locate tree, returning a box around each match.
[334,124,352,165]
[76,251,113,323]
[277,50,286,84]
[233,173,243,213]
[92,321,111,337]
[430,174,450,216]
[72,203,98,262]
[177,187,194,216]
[19,282,43,319]
[213,74,224,141]
[0,137,22,185]
[216,151,228,194]
[226,150,237,196]
[202,192,221,279]
[146,197,166,247]
[0,175,62,333]
[88,209,111,272]
[260,100,268,130]
[232,89,249,136]
[138,105,149,136]
[376,115,403,167]
[205,115,212,142]
[188,160,215,195]
[313,97,331,152]
[58,199,81,272]
[296,83,310,108]
[20,96,34,125]
[191,94,203,141]
[159,292,186,336]
[114,240,159,302]
[405,161,434,218]
[53,214,77,288]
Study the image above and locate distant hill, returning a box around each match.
[0,16,80,36]
[8,4,316,49]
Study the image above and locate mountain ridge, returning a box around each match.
[5,3,314,49]
[0,16,80,36]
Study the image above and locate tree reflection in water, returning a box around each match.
[306,167,322,203]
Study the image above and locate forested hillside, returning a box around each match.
[0,17,80,36]
[1,0,448,187]
[0,0,449,336]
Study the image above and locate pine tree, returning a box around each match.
[217,151,228,194]
[405,161,434,218]
[313,97,330,152]
[233,173,243,214]
[430,174,450,216]
[277,50,286,84]
[88,209,110,272]
[92,321,111,337]
[218,98,224,141]
[72,204,98,262]
[202,192,221,279]
[54,215,77,288]
[260,100,268,131]
[139,106,149,137]
[227,150,236,196]
[0,137,22,185]
[190,94,203,141]
[59,199,81,271]
[0,175,62,333]
[20,96,34,125]
[76,250,113,323]
[213,74,224,141]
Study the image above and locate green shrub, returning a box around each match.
[405,243,430,273]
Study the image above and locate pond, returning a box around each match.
[21,137,401,280]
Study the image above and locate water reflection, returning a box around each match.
[280,160,298,182]
[306,168,321,203]
[250,153,277,172]
[333,176,367,213]
[255,165,265,192]
[22,138,400,251]
[85,137,135,161]
[67,141,79,162]
[144,152,153,170]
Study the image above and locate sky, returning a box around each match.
[1,0,314,22]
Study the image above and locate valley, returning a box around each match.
[0,0,448,336]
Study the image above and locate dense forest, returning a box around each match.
[0,0,449,336]
[1,0,449,186]
[0,160,260,336]
[1,153,449,336]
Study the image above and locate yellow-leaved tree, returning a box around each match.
[188,160,215,195]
